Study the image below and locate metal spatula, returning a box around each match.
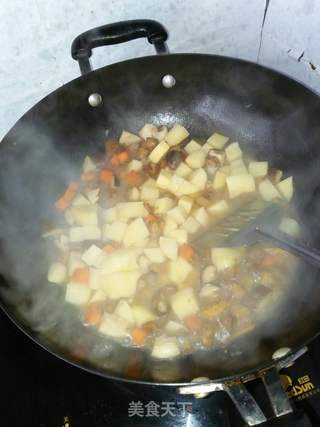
[194,200,320,268]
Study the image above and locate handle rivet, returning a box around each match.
[162,74,176,88]
[88,93,102,107]
[272,347,291,360]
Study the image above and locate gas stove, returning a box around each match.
[1,307,320,427]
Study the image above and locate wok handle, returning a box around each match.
[71,19,169,75]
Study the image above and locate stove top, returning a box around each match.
[1,308,320,427]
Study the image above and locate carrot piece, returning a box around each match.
[84,302,103,326]
[81,171,97,182]
[179,244,195,260]
[185,314,203,332]
[71,267,90,284]
[100,169,114,184]
[111,154,120,166]
[126,170,143,186]
[117,150,129,164]
[54,182,78,211]
[145,214,158,224]
[103,244,115,254]
[127,361,143,378]
[131,327,148,346]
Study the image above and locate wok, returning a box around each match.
[1,19,320,424]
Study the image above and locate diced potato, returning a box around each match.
[128,159,143,172]
[54,234,69,252]
[159,236,178,260]
[175,162,192,178]
[72,194,91,207]
[64,209,74,225]
[277,176,293,201]
[163,217,178,235]
[170,288,199,320]
[99,313,130,338]
[140,185,159,201]
[119,130,141,145]
[151,336,180,359]
[279,217,300,237]
[185,140,202,153]
[128,187,140,201]
[201,142,212,153]
[144,248,166,263]
[168,174,199,197]
[103,221,128,243]
[167,206,188,225]
[83,155,96,173]
[48,262,67,284]
[68,252,85,274]
[156,169,172,190]
[65,283,91,305]
[229,159,247,175]
[181,217,201,233]
[103,207,118,223]
[149,141,170,163]
[85,188,100,204]
[117,202,148,219]
[193,207,210,226]
[185,149,206,169]
[189,168,207,191]
[82,244,105,267]
[207,132,229,149]
[98,248,139,274]
[138,123,158,140]
[225,142,242,162]
[226,174,255,198]
[212,170,227,190]
[165,321,187,333]
[69,226,101,242]
[123,217,149,247]
[168,257,193,285]
[154,197,175,215]
[249,161,268,178]
[211,248,244,271]
[259,179,281,201]
[114,300,135,324]
[131,304,156,326]
[155,126,168,140]
[71,204,98,226]
[208,200,230,217]
[165,124,189,146]
[167,174,185,195]
[90,289,107,303]
[167,229,188,245]
[101,270,141,299]
[178,196,193,214]
[89,268,103,290]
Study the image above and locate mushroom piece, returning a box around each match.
[201,265,217,283]
[199,283,221,299]
[166,149,184,170]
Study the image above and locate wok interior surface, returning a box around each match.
[1,54,320,384]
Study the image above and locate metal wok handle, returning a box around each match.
[71,19,169,75]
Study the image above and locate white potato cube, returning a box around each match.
[279,217,300,237]
[165,321,187,333]
[89,268,103,290]
[103,221,128,243]
[140,185,159,201]
[259,179,281,201]
[167,229,188,245]
[138,123,158,140]
[48,262,67,284]
[169,257,193,285]
[83,155,96,173]
[151,336,180,359]
[156,169,172,190]
[103,207,118,223]
[114,300,135,324]
[123,217,149,247]
[249,161,268,178]
[163,217,178,235]
[189,168,208,191]
[229,159,247,175]
[167,206,188,225]
[128,159,143,172]
[212,170,227,190]
[226,174,255,198]
[64,209,74,225]
[68,252,85,274]
[159,236,178,260]
[82,244,105,267]
[119,130,141,145]
[90,289,107,303]
[99,313,130,338]
[99,248,139,274]
[117,202,148,219]
[211,248,244,271]
[72,194,91,207]
[170,288,199,320]
[175,162,192,177]
[65,283,91,305]
[185,140,202,153]
[181,217,201,233]
[71,205,98,226]
[207,132,229,149]
[208,200,230,217]
[178,196,193,214]
[131,305,156,326]
[165,124,189,146]
[144,248,166,263]
[154,197,175,215]
[128,187,140,201]
[85,188,100,204]
[185,149,206,169]
[149,141,170,163]
[174,177,199,196]
[277,177,293,201]
[69,226,101,242]
[101,270,141,299]
[225,142,242,162]
[193,207,210,226]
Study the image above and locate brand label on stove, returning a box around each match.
[281,373,320,400]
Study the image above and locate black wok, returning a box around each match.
[1,19,320,421]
